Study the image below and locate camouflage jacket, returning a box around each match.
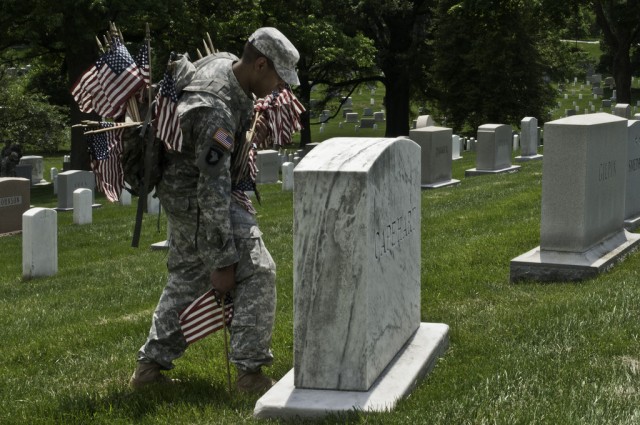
[157,54,255,271]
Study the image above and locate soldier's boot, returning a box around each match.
[236,368,276,394]
[129,361,174,389]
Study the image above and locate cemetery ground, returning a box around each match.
[3,151,640,424]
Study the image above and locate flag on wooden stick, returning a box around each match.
[86,122,126,202]
[154,71,183,152]
[179,290,234,345]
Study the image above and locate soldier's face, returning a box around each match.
[253,58,284,98]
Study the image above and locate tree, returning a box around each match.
[429,0,576,133]
[591,0,640,104]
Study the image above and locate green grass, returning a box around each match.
[3,152,640,424]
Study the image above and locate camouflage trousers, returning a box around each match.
[137,198,276,372]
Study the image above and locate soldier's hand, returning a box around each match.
[211,264,237,296]
[251,114,270,149]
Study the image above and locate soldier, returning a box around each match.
[130,27,300,393]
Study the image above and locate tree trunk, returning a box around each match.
[382,74,411,137]
[298,75,312,148]
[613,42,632,104]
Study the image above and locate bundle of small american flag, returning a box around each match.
[71,35,148,120]
[253,86,305,148]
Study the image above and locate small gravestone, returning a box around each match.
[359,118,376,129]
[119,185,132,206]
[415,115,435,128]
[625,120,640,230]
[281,162,294,191]
[0,177,30,234]
[147,189,160,215]
[345,112,359,123]
[603,99,612,108]
[511,113,640,281]
[18,155,49,186]
[614,103,631,119]
[363,107,373,116]
[452,135,462,160]
[22,207,57,279]
[592,87,603,96]
[341,96,353,108]
[342,108,353,118]
[591,74,602,84]
[254,137,449,419]
[373,111,385,122]
[51,167,58,195]
[56,170,97,211]
[73,188,92,225]
[410,126,460,189]
[465,124,520,176]
[516,117,543,162]
[256,150,280,184]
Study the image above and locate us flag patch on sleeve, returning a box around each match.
[213,128,234,151]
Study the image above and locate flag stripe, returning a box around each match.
[179,289,234,345]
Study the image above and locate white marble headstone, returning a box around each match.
[51,167,58,195]
[57,170,95,210]
[520,117,539,156]
[614,103,631,119]
[22,207,57,279]
[18,155,46,185]
[452,135,462,160]
[625,120,640,225]
[256,150,280,184]
[476,124,513,170]
[281,162,294,191]
[415,115,435,128]
[409,126,459,189]
[73,188,93,225]
[293,137,421,391]
[541,113,627,252]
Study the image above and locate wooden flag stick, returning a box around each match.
[196,48,203,60]
[206,32,215,53]
[221,296,232,393]
[83,121,141,135]
[203,39,211,56]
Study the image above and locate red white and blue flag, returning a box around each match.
[71,37,146,119]
[179,290,234,345]
[154,71,183,152]
[86,122,125,202]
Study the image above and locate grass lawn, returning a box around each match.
[2,149,640,424]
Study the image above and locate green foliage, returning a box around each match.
[0,69,69,152]
[430,0,580,133]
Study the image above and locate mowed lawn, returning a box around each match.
[2,148,640,424]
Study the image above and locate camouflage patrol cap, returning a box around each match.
[249,27,300,86]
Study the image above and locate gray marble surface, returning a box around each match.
[541,113,628,252]
[409,126,454,186]
[625,120,640,223]
[476,124,513,171]
[293,137,422,391]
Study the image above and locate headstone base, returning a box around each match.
[452,155,463,161]
[465,165,521,177]
[54,203,102,212]
[253,323,449,420]
[510,230,640,282]
[514,154,543,162]
[421,179,460,190]
[32,180,52,187]
[624,214,640,232]
[150,240,169,250]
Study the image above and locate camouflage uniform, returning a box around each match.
[137,53,277,373]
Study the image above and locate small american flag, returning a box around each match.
[179,290,234,345]
[154,71,183,152]
[86,122,125,202]
[214,128,234,150]
[134,43,150,87]
[71,36,145,119]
